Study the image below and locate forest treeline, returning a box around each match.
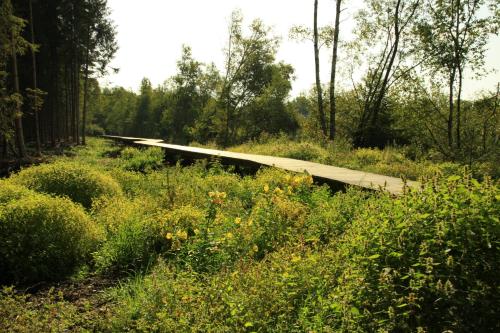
[1,0,116,157]
[1,0,499,165]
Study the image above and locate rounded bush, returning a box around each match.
[10,161,122,208]
[0,181,34,204]
[0,193,103,284]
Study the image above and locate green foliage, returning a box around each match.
[228,136,474,180]
[120,147,164,173]
[325,174,500,332]
[9,161,122,208]
[2,138,498,332]
[0,193,102,284]
[93,196,166,273]
[0,181,33,204]
[0,287,80,333]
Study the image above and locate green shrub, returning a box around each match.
[93,196,166,273]
[0,193,103,284]
[9,161,122,208]
[0,182,34,204]
[324,175,500,332]
[120,147,164,173]
[0,287,80,332]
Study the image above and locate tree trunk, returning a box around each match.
[370,0,401,126]
[82,28,91,145]
[10,31,26,158]
[65,63,70,142]
[28,0,41,156]
[448,68,455,148]
[314,0,327,136]
[73,57,80,145]
[329,0,341,141]
[456,65,462,150]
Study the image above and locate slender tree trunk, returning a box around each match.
[314,0,327,136]
[329,0,341,141]
[72,56,80,145]
[28,0,41,156]
[10,31,26,158]
[1,135,7,158]
[456,66,463,150]
[371,0,401,126]
[65,63,70,142]
[448,68,455,148]
[82,28,91,145]
[70,60,76,143]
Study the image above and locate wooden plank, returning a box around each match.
[103,135,419,195]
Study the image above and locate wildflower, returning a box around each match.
[252,244,259,252]
[226,232,234,239]
[209,191,227,205]
[287,186,293,194]
[176,230,188,240]
[247,219,253,226]
[284,175,291,182]
[194,228,200,235]
[274,187,284,195]
[235,217,242,225]
[165,232,173,240]
[263,184,269,193]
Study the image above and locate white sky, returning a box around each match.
[99,0,500,99]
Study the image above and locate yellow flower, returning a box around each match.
[284,175,291,182]
[291,255,301,263]
[287,186,293,194]
[252,244,259,252]
[194,228,200,235]
[226,232,234,239]
[247,219,253,226]
[176,230,188,240]
[165,232,173,240]
[263,184,269,193]
[235,217,242,225]
[274,187,284,195]
[209,191,227,204]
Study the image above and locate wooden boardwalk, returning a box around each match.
[103,135,419,195]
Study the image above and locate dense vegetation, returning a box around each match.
[1,0,498,172]
[1,0,499,331]
[0,138,498,332]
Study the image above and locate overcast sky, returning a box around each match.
[99,0,500,98]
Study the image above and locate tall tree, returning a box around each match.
[352,0,420,147]
[415,0,500,151]
[2,0,29,157]
[314,0,327,136]
[219,11,280,146]
[27,0,42,156]
[329,0,342,141]
[81,0,117,145]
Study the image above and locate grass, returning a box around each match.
[0,137,498,332]
[226,135,498,180]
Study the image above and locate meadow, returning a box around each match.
[0,138,498,332]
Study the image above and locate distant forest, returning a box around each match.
[1,0,499,165]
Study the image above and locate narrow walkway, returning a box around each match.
[103,135,419,195]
